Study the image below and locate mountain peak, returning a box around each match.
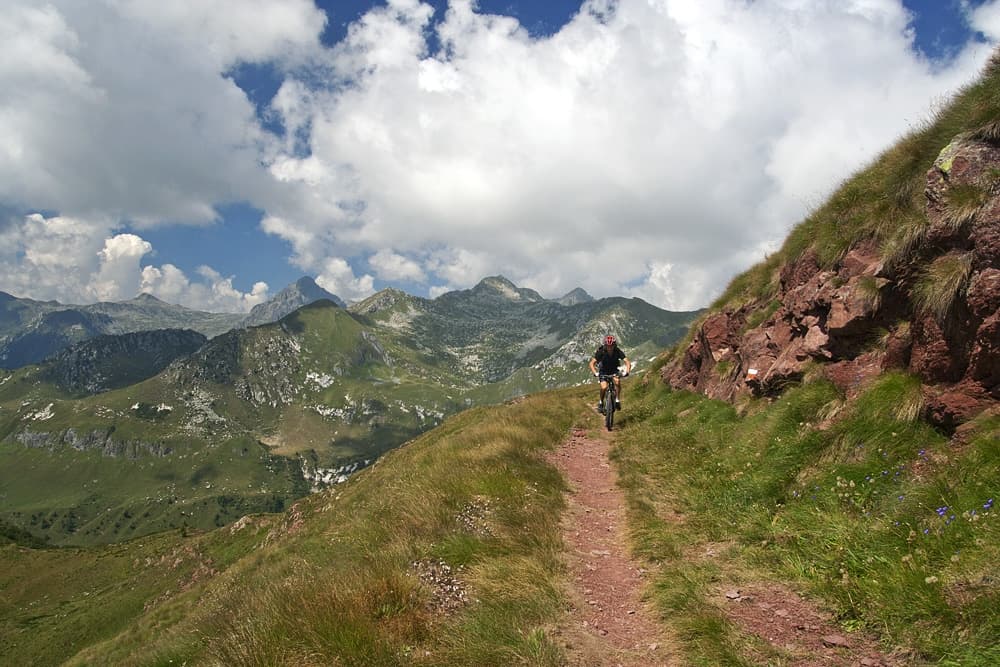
[475,276,544,302]
[128,293,168,305]
[295,275,319,288]
[557,288,594,306]
[241,277,345,327]
[285,277,345,306]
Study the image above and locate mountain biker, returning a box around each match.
[589,334,631,414]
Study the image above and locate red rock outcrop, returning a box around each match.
[661,131,1000,430]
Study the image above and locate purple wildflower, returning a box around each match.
[936,506,948,517]
[985,498,995,510]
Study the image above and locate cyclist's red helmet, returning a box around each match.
[604,334,616,346]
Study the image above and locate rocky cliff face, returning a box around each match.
[15,428,172,458]
[661,132,1000,431]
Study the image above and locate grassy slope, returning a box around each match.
[2,388,588,666]
[613,375,998,666]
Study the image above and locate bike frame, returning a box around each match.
[598,372,620,430]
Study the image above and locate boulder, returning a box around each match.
[968,312,1000,392]
[966,269,1000,319]
[924,379,994,430]
[909,314,966,384]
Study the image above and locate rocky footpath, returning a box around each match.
[662,131,1000,430]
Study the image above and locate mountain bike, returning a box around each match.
[597,372,623,431]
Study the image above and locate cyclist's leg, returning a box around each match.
[598,379,608,411]
[613,376,622,406]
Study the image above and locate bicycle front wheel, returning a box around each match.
[605,385,615,431]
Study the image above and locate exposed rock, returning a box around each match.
[557,287,595,306]
[661,131,1000,429]
[969,312,1000,392]
[824,353,883,398]
[923,380,994,430]
[909,315,966,384]
[821,634,851,648]
[14,428,172,458]
[780,249,821,292]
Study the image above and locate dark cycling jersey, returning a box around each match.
[593,345,626,374]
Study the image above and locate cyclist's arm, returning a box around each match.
[623,357,632,375]
[589,357,599,375]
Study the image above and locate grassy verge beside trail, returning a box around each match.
[613,375,999,666]
[51,387,586,666]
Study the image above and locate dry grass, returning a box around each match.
[912,251,973,321]
[971,118,1000,144]
[944,183,990,230]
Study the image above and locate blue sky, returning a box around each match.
[2,0,998,312]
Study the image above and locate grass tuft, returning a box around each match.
[912,252,973,321]
[971,118,1000,144]
[879,209,931,271]
[944,183,990,229]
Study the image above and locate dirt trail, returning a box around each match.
[548,412,899,667]
[548,419,677,666]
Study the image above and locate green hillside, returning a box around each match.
[0,288,694,546]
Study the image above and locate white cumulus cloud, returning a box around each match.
[968,0,1000,40]
[93,234,153,301]
[316,257,375,302]
[369,248,428,282]
[0,212,268,311]
[258,0,997,309]
[140,264,270,312]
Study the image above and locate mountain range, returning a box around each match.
[0,276,699,545]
